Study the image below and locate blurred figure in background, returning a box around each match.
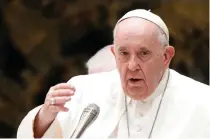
[86,44,116,74]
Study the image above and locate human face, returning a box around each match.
[112,18,174,100]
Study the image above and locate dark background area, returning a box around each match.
[0,0,209,137]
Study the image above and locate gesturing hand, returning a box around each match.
[41,83,75,119]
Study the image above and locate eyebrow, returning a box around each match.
[117,46,151,51]
[117,46,127,51]
[140,47,151,51]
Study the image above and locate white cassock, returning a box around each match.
[17,68,210,139]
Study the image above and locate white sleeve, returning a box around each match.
[41,76,85,138]
[16,75,84,138]
[16,105,42,138]
[16,104,64,138]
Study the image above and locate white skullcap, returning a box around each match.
[116,9,169,41]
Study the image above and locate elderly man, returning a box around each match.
[17,9,210,138]
[86,44,116,74]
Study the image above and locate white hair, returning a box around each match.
[156,27,169,47]
[85,45,116,74]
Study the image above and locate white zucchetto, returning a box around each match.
[116,9,169,41]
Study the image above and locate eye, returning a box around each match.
[139,50,152,61]
[118,51,129,62]
[120,51,129,56]
[140,51,151,56]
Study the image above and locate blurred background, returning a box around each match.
[0,0,209,137]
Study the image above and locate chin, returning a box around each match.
[127,90,148,100]
[131,95,147,100]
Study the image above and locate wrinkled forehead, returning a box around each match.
[114,18,162,48]
[115,17,159,37]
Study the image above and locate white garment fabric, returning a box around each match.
[116,97,162,138]
[17,69,210,139]
[111,69,169,138]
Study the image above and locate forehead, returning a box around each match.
[114,18,161,50]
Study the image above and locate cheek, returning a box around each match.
[116,61,128,83]
[143,60,164,86]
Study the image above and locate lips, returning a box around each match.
[130,78,140,81]
[128,78,143,86]
[129,78,142,83]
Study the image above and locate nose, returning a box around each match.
[128,56,140,71]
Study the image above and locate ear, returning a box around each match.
[164,46,175,67]
[110,45,116,56]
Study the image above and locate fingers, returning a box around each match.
[51,83,75,91]
[47,96,71,105]
[50,89,74,97]
[49,105,69,113]
[42,83,75,116]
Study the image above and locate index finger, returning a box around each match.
[52,83,75,90]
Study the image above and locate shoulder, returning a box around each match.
[169,69,210,92]
[169,68,210,104]
[168,69,210,121]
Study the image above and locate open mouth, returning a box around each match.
[129,78,141,82]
